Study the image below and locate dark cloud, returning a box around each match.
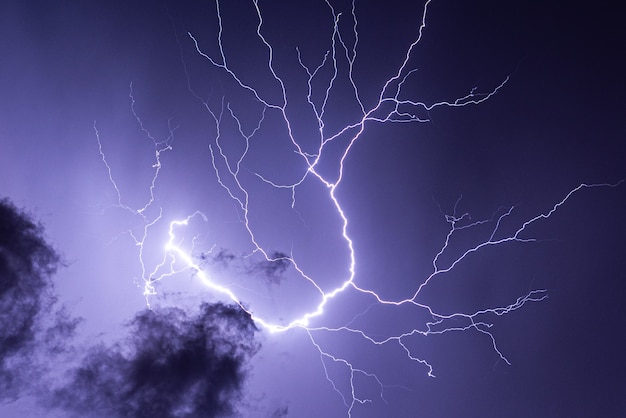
[254,251,290,281]
[200,248,291,285]
[0,197,77,402]
[200,248,236,269]
[270,405,289,418]
[48,302,260,418]
[0,198,262,416]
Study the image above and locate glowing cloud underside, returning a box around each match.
[95,0,623,415]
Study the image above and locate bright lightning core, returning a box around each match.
[95,0,622,415]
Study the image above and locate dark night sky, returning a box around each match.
[1,1,625,417]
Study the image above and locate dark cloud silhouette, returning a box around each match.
[200,247,236,269]
[200,248,291,285]
[231,250,293,286]
[252,251,291,285]
[0,198,262,415]
[270,405,289,417]
[48,302,260,418]
[0,197,77,402]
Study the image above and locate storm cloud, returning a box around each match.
[0,197,77,401]
[1,198,261,416]
[47,302,260,418]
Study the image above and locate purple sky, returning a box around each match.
[1,0,625,417]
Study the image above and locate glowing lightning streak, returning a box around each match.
[165,1,625,413]
[178,1,625,414]
[178,0,531,336]
[95,84,180,306]
[98,0,623,416]
[160,178,623,416]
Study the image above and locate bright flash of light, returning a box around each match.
[95,0,623,415]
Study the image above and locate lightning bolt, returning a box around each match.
[95,1,623,416]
